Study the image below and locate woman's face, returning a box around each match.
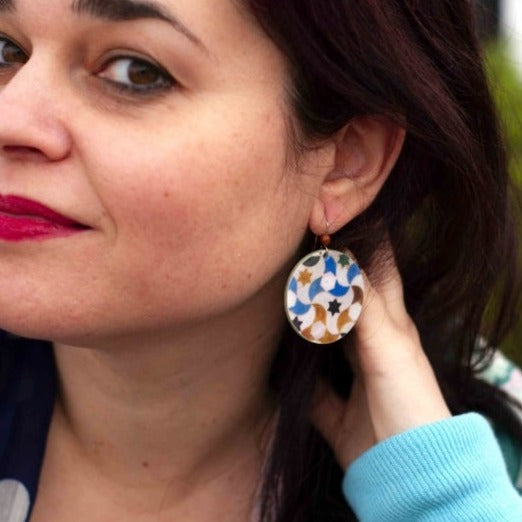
[0,0,330,344]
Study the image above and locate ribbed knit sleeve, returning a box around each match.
[342,413,522,521]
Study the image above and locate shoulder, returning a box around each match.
[0,332,54,405]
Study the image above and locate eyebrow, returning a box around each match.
[0,0,14,12]
[0,0,207,53]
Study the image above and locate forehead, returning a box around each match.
[0,0,262,50]
[0,0,248,26]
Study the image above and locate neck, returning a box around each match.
[46,291,283,519]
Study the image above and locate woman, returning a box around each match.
[0,0,521,520]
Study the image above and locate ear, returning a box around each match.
[309,115,406,235]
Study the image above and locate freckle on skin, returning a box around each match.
[163,191,170,198]
[142,461,150,468]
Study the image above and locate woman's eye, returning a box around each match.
[0,37,28,67]
[98,57,174,93]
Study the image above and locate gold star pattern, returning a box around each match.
[298,269,313,286]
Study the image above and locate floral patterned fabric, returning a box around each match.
[478,351,522,493]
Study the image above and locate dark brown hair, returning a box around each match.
[241,1,522,520]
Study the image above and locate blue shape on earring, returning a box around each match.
[348,263,361,283]
[290,300,311,316]
[330,282,349,297]
[308,278,324,301]
[289,277,298,293]
[324,255,337,275]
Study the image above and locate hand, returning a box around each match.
[310,248,452,469]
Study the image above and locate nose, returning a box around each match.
[0,57,73,163]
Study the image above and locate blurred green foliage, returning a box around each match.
[484,41,522,365]
[485,41,522,187]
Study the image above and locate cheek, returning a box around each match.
[87,111,312,322]
[103,132,284,249]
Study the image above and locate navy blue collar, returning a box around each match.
[0,333,56,521]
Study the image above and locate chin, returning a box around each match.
[0,307,87,347]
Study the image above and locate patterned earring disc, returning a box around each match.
[285,249,365,344]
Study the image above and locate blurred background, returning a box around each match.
[476,0,522,365]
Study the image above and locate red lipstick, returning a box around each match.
[0,195,88,241]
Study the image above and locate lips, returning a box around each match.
[0,194,88,241]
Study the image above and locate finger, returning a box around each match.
[353,251,420,371]
[350,253,452,441]
[354,269,429,385]
[363,244,408,326]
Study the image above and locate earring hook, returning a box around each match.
[319,220,331,253]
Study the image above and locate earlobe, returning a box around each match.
[309,116,406,235]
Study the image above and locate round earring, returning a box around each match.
[284,234,365,345]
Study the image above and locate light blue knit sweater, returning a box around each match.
[343,414,522,521]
